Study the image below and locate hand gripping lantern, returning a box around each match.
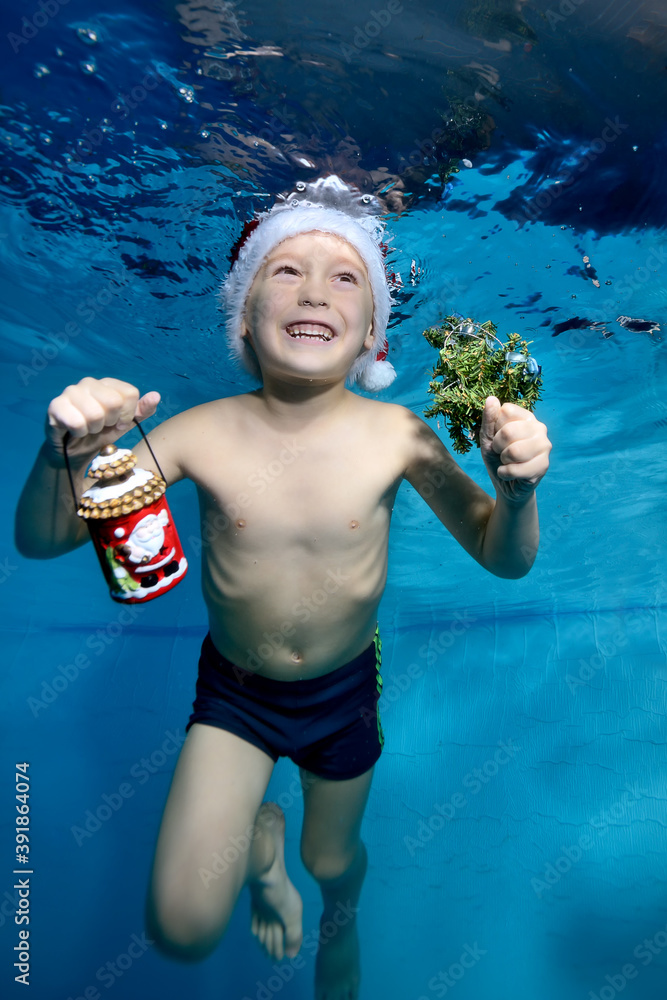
[63,421,188,603]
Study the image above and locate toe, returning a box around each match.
[286,927,303,957]
[271,923,282,959]
[265,924,274,957]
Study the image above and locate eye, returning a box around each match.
[274,265,298,275]
[337,271,358,283]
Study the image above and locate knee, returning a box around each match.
[300,842,360,884]
[145,893,224,963]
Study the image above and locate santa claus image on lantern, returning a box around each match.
[77,444,188,603]
[107,506,187,599]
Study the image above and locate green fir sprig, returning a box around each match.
[423,315,543,454]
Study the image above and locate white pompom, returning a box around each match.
[357,359,397,392]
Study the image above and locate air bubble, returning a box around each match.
[34,64,50,78]
[80,59,97,75]
[77,26,99,45]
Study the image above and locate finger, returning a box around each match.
[499,435,551,469]
[492,403,535,436]
[74,397,109,437]
[135,390,161,423]
[66,386,126,436]
[493,420,541,453]
[98,376,142,397]
[49,392,107,437]
[86,383,132,429]
[497,402,535,422]
[65,379,124,417]
[47,395,89,437]
[480,396,501,442]
[496,454,549,481]
[94,379,140,427]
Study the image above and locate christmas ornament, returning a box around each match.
[423,315,543,454]
[63,422,188,603]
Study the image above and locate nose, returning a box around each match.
[300,297,327,307]
[298,271,328,309]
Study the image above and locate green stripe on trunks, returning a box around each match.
[373,624,385,749]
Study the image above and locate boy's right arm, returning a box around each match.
[15,377,162,559]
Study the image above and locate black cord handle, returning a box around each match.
[62,418,165,511]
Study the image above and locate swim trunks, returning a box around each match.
[185,627,385,781]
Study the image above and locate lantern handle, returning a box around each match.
[62,431,77,511]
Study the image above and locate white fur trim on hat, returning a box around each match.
[220,177,397,390]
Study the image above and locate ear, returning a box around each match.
[363,322,374,350]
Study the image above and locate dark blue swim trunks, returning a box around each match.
[186,627,385,781]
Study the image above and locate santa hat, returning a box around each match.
[220,176,397,391]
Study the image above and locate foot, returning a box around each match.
[314,905,361,1000]
[249,802,303,961]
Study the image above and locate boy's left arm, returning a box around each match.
[401,396,552,579]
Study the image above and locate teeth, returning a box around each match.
[286,324,333,341]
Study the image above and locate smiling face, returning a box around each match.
[240,231,375,386]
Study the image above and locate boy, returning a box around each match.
[15,177,551,1000]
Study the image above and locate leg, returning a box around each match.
[144,723,303,962]
[299,764,375,1000]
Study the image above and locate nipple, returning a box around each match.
[350,520,359,529]
[236,519,246,529]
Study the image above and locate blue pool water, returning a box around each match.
[2,2,667,998]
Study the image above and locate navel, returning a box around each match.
[291,650,302,663]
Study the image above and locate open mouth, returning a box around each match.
[285,322,335,342]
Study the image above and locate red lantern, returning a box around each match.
[72,440,188,604]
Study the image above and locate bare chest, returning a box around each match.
[190,428,403,553]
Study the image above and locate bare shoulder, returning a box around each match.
[136,392,252,484]
[357,396,436,444]
[349,395,438,475]
[156,392,255,434]
[351,395,414,428]
[355,396,470,487]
